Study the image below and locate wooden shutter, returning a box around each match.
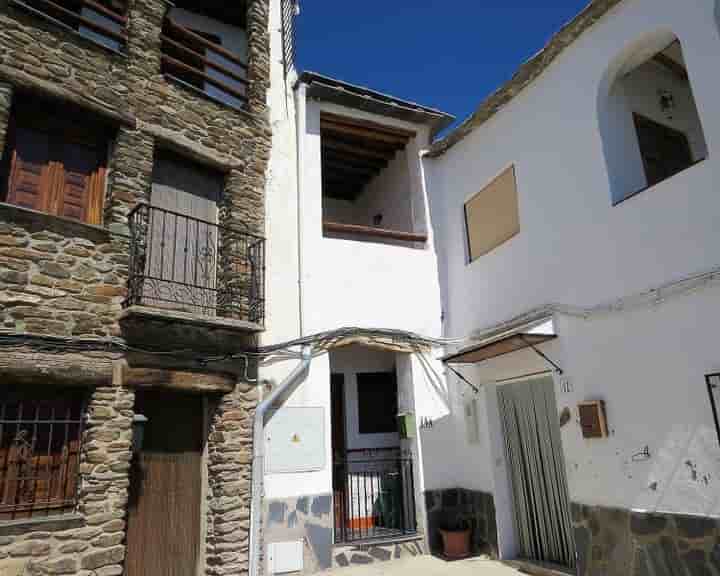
[465,165,520,261]
[7,127,52,213]
[55,142,106,225]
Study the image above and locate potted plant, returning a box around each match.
[439,513,472,560]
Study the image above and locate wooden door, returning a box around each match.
[331,374,348,541]
[125,391,204,576]
[145,151,224,314]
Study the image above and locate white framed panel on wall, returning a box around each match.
[265,407,326,473]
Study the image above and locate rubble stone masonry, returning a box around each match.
[0,0,272,574]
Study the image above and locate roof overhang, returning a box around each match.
[443,316,557,366]
[443,333,557,365]
[298,71,455,137]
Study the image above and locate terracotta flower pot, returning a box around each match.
[439,528,471,560]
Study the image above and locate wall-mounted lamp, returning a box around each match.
[132,414,148,455]
[658,89,676,120]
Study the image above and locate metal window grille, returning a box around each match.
[707,374,720,447]
[0,387,86,521]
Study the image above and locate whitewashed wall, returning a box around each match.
[425,0,720,518]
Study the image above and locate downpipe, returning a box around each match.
[249,346,312,576]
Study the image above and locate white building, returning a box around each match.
[423,0,720,574]
[259,0,720,574]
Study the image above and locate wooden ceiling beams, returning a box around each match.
[320,112,414,202]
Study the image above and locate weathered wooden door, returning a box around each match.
[125,390,204,576]
[144,150,224,315]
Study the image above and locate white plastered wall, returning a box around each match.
[424,0,720,524]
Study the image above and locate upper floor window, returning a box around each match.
[0,386,85,521]
[600,35,707,204]
[0,95,113,226]
[320,113,427,247]
[10,0,127,52]
[161,1,249,110]
[464,165,519,263]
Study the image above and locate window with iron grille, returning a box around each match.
[0,386,86,521]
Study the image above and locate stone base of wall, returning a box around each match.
[425,488,498,558]
[572,502,720,576]
[262,494,333,575]
[332,536,426,568]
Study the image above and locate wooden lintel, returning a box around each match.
[123,367,236,393]
[322,138,398,161]
[322,148,388,169]
[321,121,409,147]
[321,112,416,139]
[322,159,379,177]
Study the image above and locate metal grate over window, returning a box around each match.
[0,387,86,521]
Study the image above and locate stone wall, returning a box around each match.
[424,488,497,559]
[572,502,720,576]
[0,208,128,337]
[0,377,134,576]
[0,0,272,574]
[262,494,333,575]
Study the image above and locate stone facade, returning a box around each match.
[0,381,134,576]
[572,502,720,576]
[332,537,427,569]
[424,488,498,559]
[0,0,272,574]
[262,494,334,575]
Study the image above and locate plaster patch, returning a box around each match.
[311,495,331,518]
[268,501,287,526]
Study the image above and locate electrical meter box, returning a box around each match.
[265,407,325,473]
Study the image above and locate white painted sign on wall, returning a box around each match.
[265,407,326,473]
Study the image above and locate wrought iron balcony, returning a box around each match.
[125,203,265,326]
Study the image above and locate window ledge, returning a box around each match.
[322,221,428,244]
[612,157,708,207]
[9,0,128,59]
[0,203,115,243]
[0,513,84,537]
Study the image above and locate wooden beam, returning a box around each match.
[323,149,388,170]
[652,53,688,81]
[323,221,427,243]
[321,121,409,147]
[322,138,398,161]
[123,367,236,393]
[322,158,379,177]
[321,112,416,139]
[0,347,114,386]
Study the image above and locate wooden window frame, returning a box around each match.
[1,99,111,226]
[0,387,86,521]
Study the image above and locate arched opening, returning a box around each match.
[598,32,708,204]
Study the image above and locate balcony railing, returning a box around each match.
[125,203,265,326]
[161,18,248,110]
[333,458,417,544]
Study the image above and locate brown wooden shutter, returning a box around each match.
[7,127,52,213]
[54,143,106,225]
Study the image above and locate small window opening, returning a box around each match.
[604,37,708,204]
[162,1,249,110]
[0,386,86,521]
[320,113,426,246]
[0,94,114,225]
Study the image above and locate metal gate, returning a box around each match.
[498,376,576,568]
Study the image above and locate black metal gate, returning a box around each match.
[333,457,416,544]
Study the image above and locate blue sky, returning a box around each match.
[296,1,589,129]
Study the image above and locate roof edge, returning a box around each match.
[427,0,625,157]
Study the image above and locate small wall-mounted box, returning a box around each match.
[268,541,304,574]
[578,400,608,439]
[398,413,416,439]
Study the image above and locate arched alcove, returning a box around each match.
[598,30,708,204]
